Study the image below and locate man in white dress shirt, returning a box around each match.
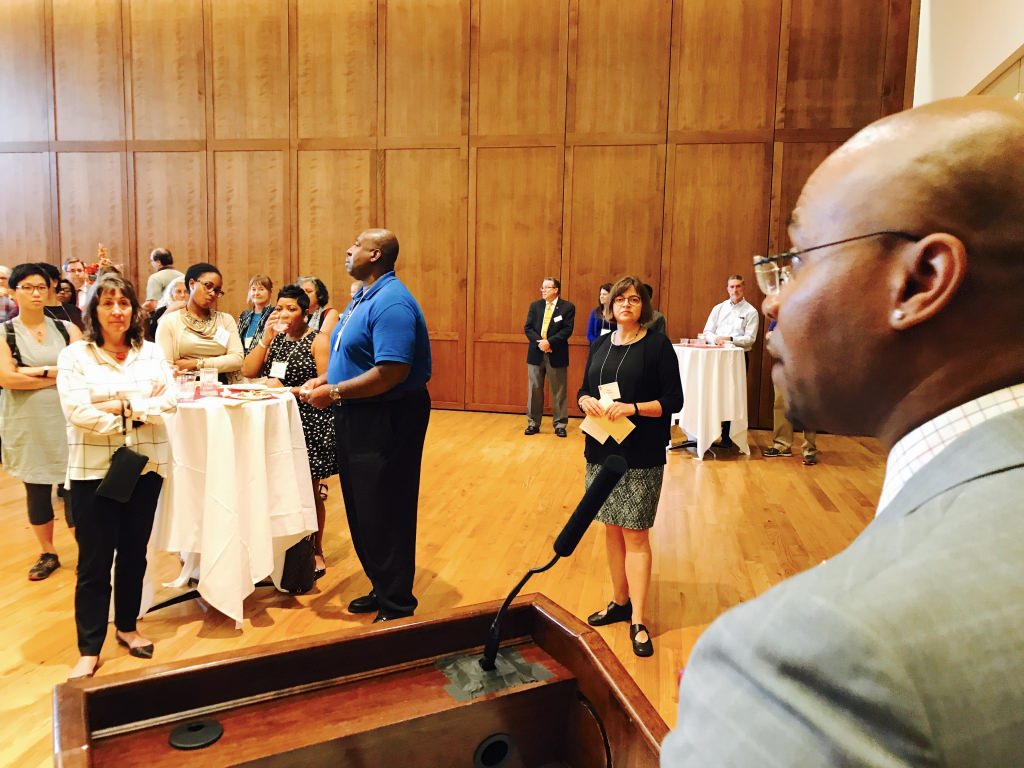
[662,96,1024,767]
[702,274,759,447]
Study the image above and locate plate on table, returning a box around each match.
[225,383,269,392]
[224,389,278,401]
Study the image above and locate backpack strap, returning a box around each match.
[4,320,22,366]
[50,316,71,346]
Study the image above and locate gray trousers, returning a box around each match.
[527,358,568,428]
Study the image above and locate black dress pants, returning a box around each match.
[333,389,431,617]
[70,472,163,655]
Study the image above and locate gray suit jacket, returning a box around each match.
[662,407,1024,767]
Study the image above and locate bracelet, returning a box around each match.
[257,339,270,349]
[633,402,640,416]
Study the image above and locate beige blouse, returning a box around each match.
[154,308,243,373]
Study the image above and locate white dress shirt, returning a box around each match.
[57,340,178,480]
[876,382,1024,515]
[703,298,759,350]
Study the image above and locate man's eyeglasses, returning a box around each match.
[197,280,225,297]
[18,284,50,295]
[613,295,643,306]
[752,230,921,295]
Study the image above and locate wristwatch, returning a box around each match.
[329,385,342,402]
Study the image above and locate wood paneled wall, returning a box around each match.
[0,0,918,421]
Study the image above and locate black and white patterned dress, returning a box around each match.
[262,332,337,481]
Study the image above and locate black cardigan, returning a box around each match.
[577,331,683,469]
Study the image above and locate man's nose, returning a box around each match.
[762,291,780,321]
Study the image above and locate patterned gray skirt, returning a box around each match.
[586,463,665,531]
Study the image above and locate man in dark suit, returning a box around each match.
[662,96,1024,766]
[524,277,574,437]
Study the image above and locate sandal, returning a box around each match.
[631,623,654,657]
[28,553,61,581]
[587,599,632,627]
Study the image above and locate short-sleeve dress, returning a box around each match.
[0,318,73,484]
[261,331,337,481]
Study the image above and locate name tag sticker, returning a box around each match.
[600,327,611,335]
[214,327,231,349]
[269,360,288,379]
[598,381,621,401]
[553,315,563,323]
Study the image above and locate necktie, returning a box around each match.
[540,302,554,338]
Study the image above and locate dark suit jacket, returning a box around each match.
[662,406,1024,767]
[524,297,574,368]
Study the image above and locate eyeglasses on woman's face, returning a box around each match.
[18,283,49,295]
[613,295,642,306]
[196,279,225,298]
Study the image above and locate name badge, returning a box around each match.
[269,360,288,379]
[600,327,611,335]
[553,315,563,323]
[214,327,231,349]
[598,381,621,401]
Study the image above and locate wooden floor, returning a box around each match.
[0,411,884,766]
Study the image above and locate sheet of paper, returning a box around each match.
[580,395,636,445]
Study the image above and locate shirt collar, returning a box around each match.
[876,383,1024,516]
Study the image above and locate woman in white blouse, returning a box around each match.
[57,274,177,680]
[155,262,243,380]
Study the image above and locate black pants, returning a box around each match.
[25,482,55,525]
[333,389,431,617]
[71,472,163,655]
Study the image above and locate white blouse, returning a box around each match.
[57,340,178,481]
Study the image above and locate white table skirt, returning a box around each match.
[671,344,750,459]
[154,395,318,623]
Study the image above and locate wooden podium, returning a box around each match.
[54,594,666,767]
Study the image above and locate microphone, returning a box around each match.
[480,455,627,671]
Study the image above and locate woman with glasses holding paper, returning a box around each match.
[155,262,243,382]
[241,284,336,578]
[576,276,682,658]
[1,263,82,581]
[57,273,176,680]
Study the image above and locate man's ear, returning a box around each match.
[889,233,967,329]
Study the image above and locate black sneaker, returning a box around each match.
[762,446,792,458]
[28,553,60,581]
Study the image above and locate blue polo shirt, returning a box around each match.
[327,271,431,393]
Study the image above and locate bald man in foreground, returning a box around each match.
[302,229,432,622]
[662,97,1024,766]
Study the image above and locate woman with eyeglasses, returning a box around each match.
[146,276,188,341]
[57,273,177,679]
[241,284,336,578]
[297,276,340,338]
[576,275,683,658]
[238,274,274,355]
[53,278,85,330]
[155,262,243,381]
[0,263,83,581]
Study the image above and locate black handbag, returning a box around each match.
[96,403,148,503]
[280,534,316,594]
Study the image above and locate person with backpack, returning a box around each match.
[0,262,81,581]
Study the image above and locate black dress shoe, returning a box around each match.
[631,623,654,657]
[524,424,539,435]
[115,632,154,660]
[555,426,567,438]
[348,592,379,613]
[587,600,632,627]
[373,611,413,623]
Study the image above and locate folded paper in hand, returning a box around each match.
[580,395,635,445]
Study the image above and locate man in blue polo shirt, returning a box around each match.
[301,228,431,622]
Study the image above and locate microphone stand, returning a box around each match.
[479,552,560,671]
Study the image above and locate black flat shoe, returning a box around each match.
[631,623,654,657]
[373,611,413,623]
[587,600,632,627]
[348,592,379,613]
[115,632,154,659]
[313,567,326,580]
[524,424,539,435]
[67,657,101,680]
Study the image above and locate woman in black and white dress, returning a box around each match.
[242,284,336,578]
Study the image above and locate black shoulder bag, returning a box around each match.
[96,400,149,502]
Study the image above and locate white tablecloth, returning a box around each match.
[671,345,750,459]
[154,395,318,623]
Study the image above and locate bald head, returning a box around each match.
[360,228,400,267]
[769,97,1024,447]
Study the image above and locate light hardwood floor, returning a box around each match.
[0,411,884,766]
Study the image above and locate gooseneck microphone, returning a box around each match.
[479,454,628,671]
